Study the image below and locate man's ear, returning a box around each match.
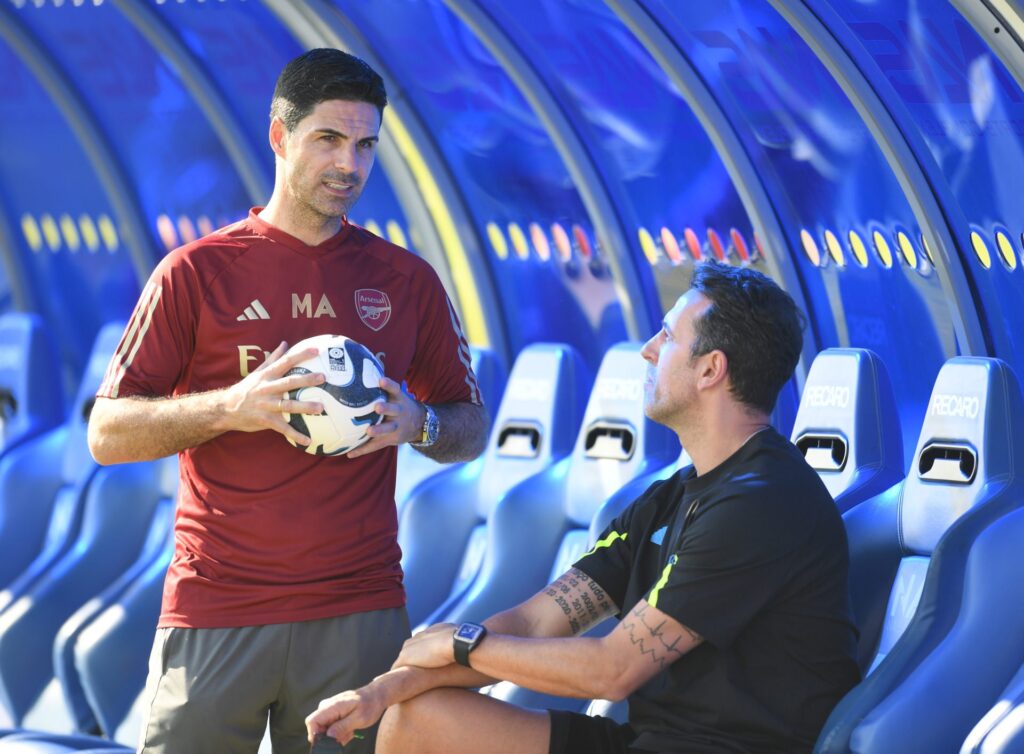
[697,350,729,391]
[269,117,288,159]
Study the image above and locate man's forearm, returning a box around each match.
[462,634,616,700]
[416,401,488,463]
[88,393,230,465]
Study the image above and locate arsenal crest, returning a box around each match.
[355,289,392,331]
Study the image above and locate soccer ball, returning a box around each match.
[281,334,386,455]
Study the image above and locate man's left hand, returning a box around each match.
[347,377,426,459]
[392,623,457,670]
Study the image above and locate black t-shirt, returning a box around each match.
[574,428,861,753]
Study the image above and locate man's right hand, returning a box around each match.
[218,341,325,446]
[305,685,386,746]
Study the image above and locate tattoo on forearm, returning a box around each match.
[543,568,616,634]
[620,603,702,670]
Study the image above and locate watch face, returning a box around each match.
[456,623,484,642]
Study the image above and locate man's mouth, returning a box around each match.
[323,180,356,196]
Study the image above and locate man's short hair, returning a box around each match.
[270,48,388,131]
[688,261,805,415]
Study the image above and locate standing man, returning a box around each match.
[87,49,487,754]
[307,262,861,753]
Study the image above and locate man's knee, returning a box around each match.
[377,689,450,753]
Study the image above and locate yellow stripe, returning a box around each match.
[383,110,488,347]
[579,530,627,560]
[648,555,678,608]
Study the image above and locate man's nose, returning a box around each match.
[640,336,659,364]
[333,144,356,173]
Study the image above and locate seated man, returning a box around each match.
[306,261,861,753]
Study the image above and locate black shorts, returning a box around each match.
[548,710,636,754]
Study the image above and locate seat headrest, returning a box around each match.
[63,322,128,479]
[0,313,65,445]
[791,348,903,500]
[901,357,1024,554]
[477,343,589,512]
[564,342,676,526]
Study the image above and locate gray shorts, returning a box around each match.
[137,608,409,754]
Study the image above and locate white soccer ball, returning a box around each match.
[281,334,386,456]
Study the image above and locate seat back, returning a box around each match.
[54,455,178,734]
[0,322,125,607]
[441,343,675,625]
[393,346,507,509]
[549,342,678,590]
[62,324,126,484]
[402,344,587,627]
[791,348,904,511]
[0,313,64,455]
[817,357,1024,753]
[879,358,1024,667]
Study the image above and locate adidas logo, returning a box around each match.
[237,299,271,321]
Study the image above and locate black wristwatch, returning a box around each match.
[453,622,487,667]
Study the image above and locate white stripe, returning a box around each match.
[100,282,157,395]
[100,282,150,391]
[251,299,270,319]
[243,306,257,320]
[108,285,163,398]
[445,297,480,404]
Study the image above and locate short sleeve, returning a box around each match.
[572,521,633,615]
[645,494,805,649]
[404,267,482,407]
[572,478,670,615]
[96,251,200,399]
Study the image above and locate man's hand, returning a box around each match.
[392,623,457,670]
[305,684,385,746]
[347,376,426,459]
[218,341,325,446]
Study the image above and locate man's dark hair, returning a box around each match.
[270,48,388,131]
[688,261,805,415]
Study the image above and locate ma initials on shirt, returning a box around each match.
[292,293,336,319]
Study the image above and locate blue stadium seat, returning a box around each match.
[53,456,177,735]
[0,456,167,726]
[393,346,507,514]
[0,323,123,604]
[0,313,64,458]
[791,348,904,512]
[0,321,171,727]
[815,357,1024,753]
[0,460,177,750]
[962,659,1024,754]
[403,344,588,628]
[438,341,675,657]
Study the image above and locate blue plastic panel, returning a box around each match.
[647,0,956,465]
[477,0,754,313]
[0,38,139,386]
[12,2,249,257]
[824,0,1024,374]
[335,0,629,369]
